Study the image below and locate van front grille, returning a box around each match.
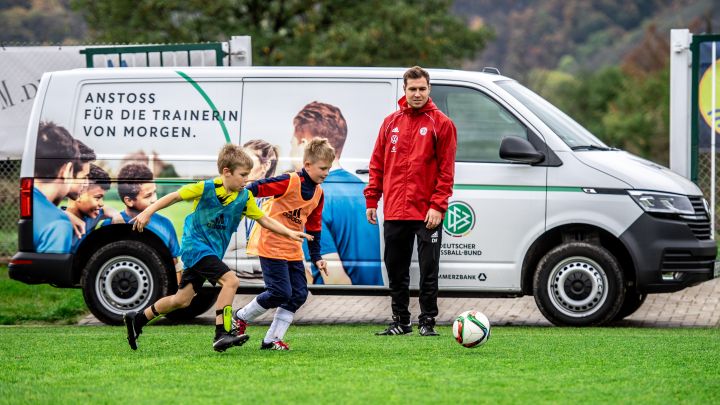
[681,197,712,240]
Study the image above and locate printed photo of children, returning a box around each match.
[64,164,114,253]
[107,163,182,279]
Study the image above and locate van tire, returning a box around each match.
[612,289,647,321]
[164,288,220,322]
[81,240,170,325]
[534,242,624,326]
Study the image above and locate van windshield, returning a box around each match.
[497,80,609,150]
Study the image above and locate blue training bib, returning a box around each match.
[181,179,249,268]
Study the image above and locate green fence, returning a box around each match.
[80,42,226,68]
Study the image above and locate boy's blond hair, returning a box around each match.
[303,138,336,164]
[218,144,253,173]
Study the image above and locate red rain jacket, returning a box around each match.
[364,96,457,220]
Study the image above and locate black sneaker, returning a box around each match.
[213,332,250,352]
[375,317,412,335]
[124,311,143,350]
[419,318,439,336]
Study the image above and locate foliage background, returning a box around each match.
[0,1,718,258]
[1,0,719,165]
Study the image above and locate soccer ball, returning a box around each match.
[452,310,491,348]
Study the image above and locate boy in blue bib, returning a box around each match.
[123,144,313,352]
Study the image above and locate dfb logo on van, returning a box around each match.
[443,201,475,237]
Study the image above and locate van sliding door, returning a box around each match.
[237,79,397,288]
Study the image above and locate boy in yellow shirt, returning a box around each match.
[124,144,312,352]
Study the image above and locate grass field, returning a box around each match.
[2,266,720,403]
[0,266,86,325]
[0,325,719,404]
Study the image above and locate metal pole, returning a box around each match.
[712,43,717,238]
[670,29,692,178]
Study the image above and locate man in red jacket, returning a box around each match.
[365,66,457,336]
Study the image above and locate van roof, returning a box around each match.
[53,66,510,84]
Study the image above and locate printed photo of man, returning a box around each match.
[289,101,383,286]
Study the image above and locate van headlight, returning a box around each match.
[628,190,695,215]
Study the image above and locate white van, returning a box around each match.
[10,67,717,326]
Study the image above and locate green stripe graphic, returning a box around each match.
[454,184,583,192]
[176,70,231,144]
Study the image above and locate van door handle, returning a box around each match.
[355,169,369,174]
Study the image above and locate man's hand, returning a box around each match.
[315,259,328,276]
[424,208,443,229]
[366,208,377,225]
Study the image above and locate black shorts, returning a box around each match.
[179,255,231,293]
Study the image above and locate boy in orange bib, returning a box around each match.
[234,138,334,350]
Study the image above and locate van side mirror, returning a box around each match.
[499,137,545,164]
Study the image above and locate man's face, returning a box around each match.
[304,159,332,184]
[125,182,157,212]
[404,77,430,109]
[75,186,106,218]
[67,162,90,200]
[223,166,251,192]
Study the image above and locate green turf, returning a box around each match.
[0,266,87,325]
[0,325,718,404]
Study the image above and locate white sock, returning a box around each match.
[235,297,267,323]
[264,307,294,344]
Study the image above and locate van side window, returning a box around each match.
[432,85,528,163]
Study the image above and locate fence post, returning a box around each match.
[670,29,692,178]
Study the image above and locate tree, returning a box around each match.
[71,0,492,67]
[0,0,85,44]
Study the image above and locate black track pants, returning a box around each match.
[383,220,441,324]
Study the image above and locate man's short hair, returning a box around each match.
[303,138,336,164]
[117,163,154,201]
[217,143,253,174]
[34,122,79,178]
[87,164,111,192]
[73,139,96,175]
[293,101,347,157]
[403,66,430,86]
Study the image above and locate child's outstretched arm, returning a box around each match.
[255,215,314,242]
[132,191,182,232]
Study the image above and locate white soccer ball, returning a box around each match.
[452,310,491,348]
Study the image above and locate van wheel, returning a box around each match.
[534,242,624,326]
[165,288,220,322]
[81,240,169,325]
[612,289,647,321]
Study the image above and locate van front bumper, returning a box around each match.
[620,213,717,293]
[8,252,76,287]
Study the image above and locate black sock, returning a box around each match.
[215,324,225,337]
[136,312,151,329]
